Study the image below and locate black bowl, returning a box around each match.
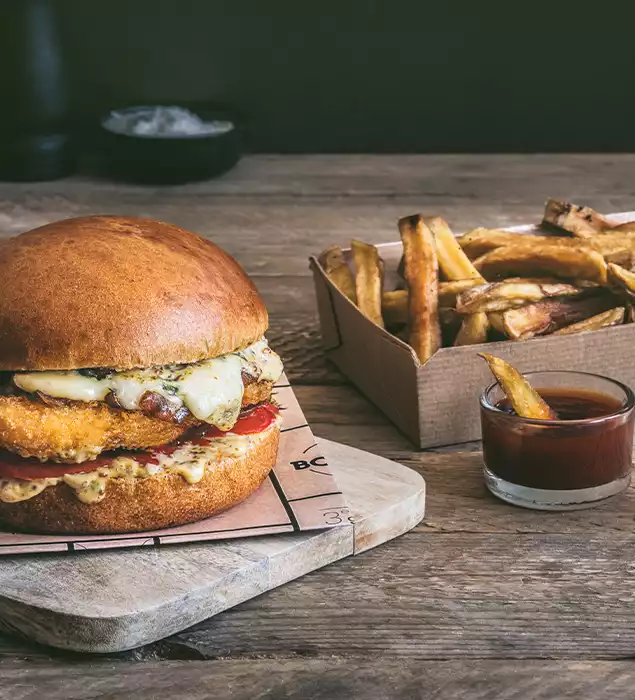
[96,104,242,184]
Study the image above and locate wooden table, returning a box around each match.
[2,155,635,699]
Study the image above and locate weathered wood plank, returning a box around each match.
[2,154,635,198]
[2,155,635,279]
[2,658,635,700]
[407,452,635,534]
[160,532,635,661]
[310,423,414,454]
[0,197,545,274]
[249,275,319,314]
[290,385,387,425]
[267,316,345,386]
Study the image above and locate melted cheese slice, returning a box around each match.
[13,338,283,430]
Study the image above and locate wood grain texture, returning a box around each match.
[2,155,635,291]
[159,531,635,661]
[2,658,635,700]
[0,154,634,197]
[1,156,634,684]
[406,452,635,534]
[267,316,344,385]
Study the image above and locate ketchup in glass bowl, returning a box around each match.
[479,363,635,511]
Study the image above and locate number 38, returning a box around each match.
[322,507,354,525]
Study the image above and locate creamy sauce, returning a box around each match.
[13,338,283,430]
[0,417,279,504]
[0,477,59,503]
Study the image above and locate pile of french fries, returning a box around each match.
[319,199,635,363]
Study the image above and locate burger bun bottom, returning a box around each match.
[0,421,280,535]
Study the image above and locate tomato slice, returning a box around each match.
[236,402,279,433]
[0,402,280,481]
[0,455,92,481]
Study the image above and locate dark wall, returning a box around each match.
[60,1,635,153]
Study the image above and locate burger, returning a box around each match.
[0,215,284,534]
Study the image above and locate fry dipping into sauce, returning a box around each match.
[479,354,635,510]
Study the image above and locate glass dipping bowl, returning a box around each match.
[480,371,635,510]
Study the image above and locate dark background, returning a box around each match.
[59,1,635,153]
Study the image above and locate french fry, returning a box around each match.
[424,216,485,282]
[551,307,625,336]
[319,246,357,303]
[384,275,475,333]
[438,279,483,307]
[479,353,557,420]
[542,198,612,238]
[460,228,635,267]
[455,278,581,314]
[607,262,635,299]
[487,312,507,335]
[398,214,441,363]
[458,228,566,259]
[589,235,635,267]
[543,198,635,236]
[382,289,408,326]
[454,312,490,346]
[611,221,635,233]
[502,292,616,340]
[351,240,384,328]
[473,245,608,284]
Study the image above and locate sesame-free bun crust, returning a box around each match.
[0,421,280,534]
[0,215,268,370]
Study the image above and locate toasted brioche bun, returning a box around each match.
[0,421,280,534]
[0,215,267,370]
[0,380,274,463]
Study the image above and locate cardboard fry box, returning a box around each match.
[310,211,635,449]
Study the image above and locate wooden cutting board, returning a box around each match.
[0,438,425,653]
